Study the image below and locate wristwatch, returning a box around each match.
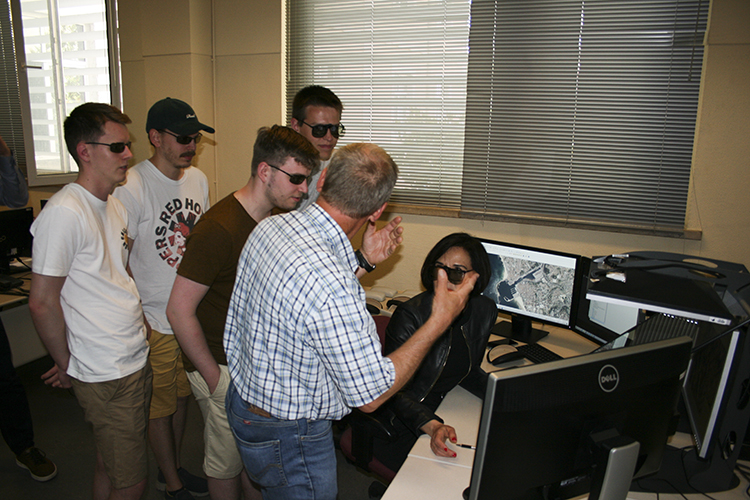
[355,249,376,273]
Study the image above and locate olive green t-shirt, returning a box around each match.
[177,193,257,371]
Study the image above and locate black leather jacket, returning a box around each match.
[380,292,496,436]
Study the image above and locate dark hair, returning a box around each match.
[320,143,398,219]
[420,233,491,296]
[64,103,131,165]
[251,125,320,176]
[292,85,344,122]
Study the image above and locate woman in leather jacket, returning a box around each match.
[371,232,496,472]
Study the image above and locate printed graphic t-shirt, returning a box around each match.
[114,159,210,335]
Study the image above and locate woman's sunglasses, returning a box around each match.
[302,121,346,139]
[433,264,473,285]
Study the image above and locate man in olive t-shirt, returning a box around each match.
[167,125,318,500]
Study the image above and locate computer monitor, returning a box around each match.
[0,207,34,274]
[467,336,693,500]
[479,239,585,343]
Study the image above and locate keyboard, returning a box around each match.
[516,343,564,364]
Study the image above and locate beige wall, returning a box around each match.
[25,0,748,293]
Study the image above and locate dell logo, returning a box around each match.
[599,365,619,392]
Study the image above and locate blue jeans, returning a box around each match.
[226,382,337,500]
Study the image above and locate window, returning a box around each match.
[286,0,708,235]
[1,0,121,186]
[286,0,471,208]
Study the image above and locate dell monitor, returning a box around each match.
[0,207,34,275]
[479,239,585,344]
[467,336,693,500]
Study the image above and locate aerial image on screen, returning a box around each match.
[482,242,577,326]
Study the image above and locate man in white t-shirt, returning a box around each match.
[114,98,212,500]
[29,102,151,500]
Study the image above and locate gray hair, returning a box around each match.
[320,143,398,219]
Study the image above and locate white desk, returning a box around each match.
[382,326,750,500]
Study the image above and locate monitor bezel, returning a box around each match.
[0,207,34,274]
[468,337,692,500]
[478,238,586,331]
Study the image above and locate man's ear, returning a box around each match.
[290,118,301,133]
[257,161,271,183]
[76,141,91,164]
[148,129,162,148]
[316,167,328,192]
[369,202,388,222]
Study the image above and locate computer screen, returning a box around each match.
[479,239,584,343]
[467,337,693,500]
[0,207,34,274]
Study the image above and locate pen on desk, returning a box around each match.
[456,443,476,450]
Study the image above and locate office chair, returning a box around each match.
[339,314,399,482]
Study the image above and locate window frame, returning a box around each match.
[6,0,122,187]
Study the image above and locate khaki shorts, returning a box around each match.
[187,365,244,479]
[71,364,152,490]
[148,330,192,419]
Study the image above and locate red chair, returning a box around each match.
[338,314,398,482]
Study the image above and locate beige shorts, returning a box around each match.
[148,329,192,419]
[187,365,244,479]
[71,364,152,489]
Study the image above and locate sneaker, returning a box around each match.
[157,467,209,497]
[15,447,58,482]
[165,487,196,500]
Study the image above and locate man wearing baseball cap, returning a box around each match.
[114,97,213,500]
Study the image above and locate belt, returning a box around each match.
[247,403,272,419]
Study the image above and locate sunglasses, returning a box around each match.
[161,129,202,145]
[86,141,132,154]
[267,163,311,185]
[302,121,346,139]
[433,263,473,285]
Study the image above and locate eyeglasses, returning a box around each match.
[433,263,473,285]
[302,121,345,139]
[86,141,132,154]
[161,129,202,145]
[267,163,311,185]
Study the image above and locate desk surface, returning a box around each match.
[381,325,750,500]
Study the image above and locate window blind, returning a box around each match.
[462,0,708,232]
[0,0,26,167]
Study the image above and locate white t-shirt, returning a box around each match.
[113,160,210,335]
[31,183,149,383]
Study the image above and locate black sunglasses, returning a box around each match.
[267,163,311,185]
[433,263,473,285]
[86,141,132,154]
[302,121,345,139]
[161,129,202,145]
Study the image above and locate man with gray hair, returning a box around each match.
[223,143,477,500]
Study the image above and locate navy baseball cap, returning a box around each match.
[146,97,215,135]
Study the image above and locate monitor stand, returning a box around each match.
[492,314,549,344]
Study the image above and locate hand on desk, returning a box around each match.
[422,419,458,458]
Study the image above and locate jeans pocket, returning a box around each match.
[234,436,287,488]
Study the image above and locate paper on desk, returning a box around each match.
[407,435,476,468]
